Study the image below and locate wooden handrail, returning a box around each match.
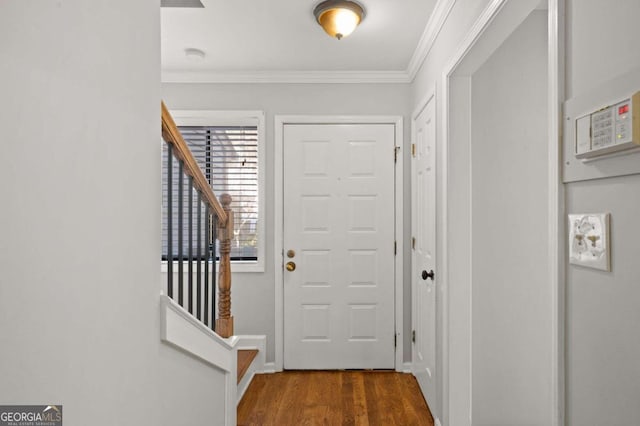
[161,101,227,223]
[162,101,233,338]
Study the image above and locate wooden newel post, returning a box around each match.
[216,193,234,338]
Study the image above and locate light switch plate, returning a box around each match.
[568,213,610,271]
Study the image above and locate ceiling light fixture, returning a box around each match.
[313,0,365,40]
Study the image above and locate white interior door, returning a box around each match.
[412,99,437,407]
[283,123,396,370]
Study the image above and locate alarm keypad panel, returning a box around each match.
[575,92,639,159]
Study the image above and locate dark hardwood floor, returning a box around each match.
[237,370,434,425]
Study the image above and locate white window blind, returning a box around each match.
[161,125,259,261]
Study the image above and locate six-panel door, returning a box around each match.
[283,123,396,369]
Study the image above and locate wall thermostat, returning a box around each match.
[575,91,640,159]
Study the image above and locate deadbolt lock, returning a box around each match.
[286,261,296,272]
[286,249,296,258]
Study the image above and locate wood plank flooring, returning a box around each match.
[237,371,434,426]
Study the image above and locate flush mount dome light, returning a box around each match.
[313,0,365,40]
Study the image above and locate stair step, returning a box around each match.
[237,349,259,384]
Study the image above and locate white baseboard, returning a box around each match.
[236,335,267,352]
[262,362,277,374]
[402,361,413,374]
[236,335,266,404]
[435,417,442,426]
[237,368,257,403]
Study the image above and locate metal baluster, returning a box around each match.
[212,215,217,331]
[204,205,210,327]
[167,145,173,298]
[178,162,184,307]
[188,177,194,314]
[196,193,202,321]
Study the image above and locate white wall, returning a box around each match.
[0,1,226,425]
[565,1,640,425]
[158,344,227,426]
[470,11,550,425]
[162,82,412,364]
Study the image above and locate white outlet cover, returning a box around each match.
[568,213,611,271]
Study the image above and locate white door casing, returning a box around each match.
[412,96,437,408]
[283,123,396,369]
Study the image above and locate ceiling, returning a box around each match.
[161,0,440,83]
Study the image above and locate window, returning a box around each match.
[162,110,265,272]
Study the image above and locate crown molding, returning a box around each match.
[162,69,412,84]
[161,0,456,84]
[406,0,457,81]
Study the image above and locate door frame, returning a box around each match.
[439,0,564,425]
[274,115,405,372]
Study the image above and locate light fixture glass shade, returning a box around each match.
[314,0,365,40]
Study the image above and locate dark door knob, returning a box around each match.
[422,269,434,281]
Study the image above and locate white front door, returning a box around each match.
[412,98,437,407]
[283,123,396,370]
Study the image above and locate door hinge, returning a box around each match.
[411,143,416,157]
[394,146,400,163]
[412,237,416,250]
[394,241,397,255]
[394,333,397,348]
[412,330,416,343]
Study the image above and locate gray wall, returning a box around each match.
[2,0,636,424]
[410,1,640,423]
[565,1,640,425]
[410,0,492,422]
[471,11,550,425]
[0,1,226,425]
[162,83,412,363]
[412,0,492,99]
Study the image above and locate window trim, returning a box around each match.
[166,109,266,273]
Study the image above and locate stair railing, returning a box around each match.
[161,101,234,338]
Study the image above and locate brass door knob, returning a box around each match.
[286,261,296,272]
